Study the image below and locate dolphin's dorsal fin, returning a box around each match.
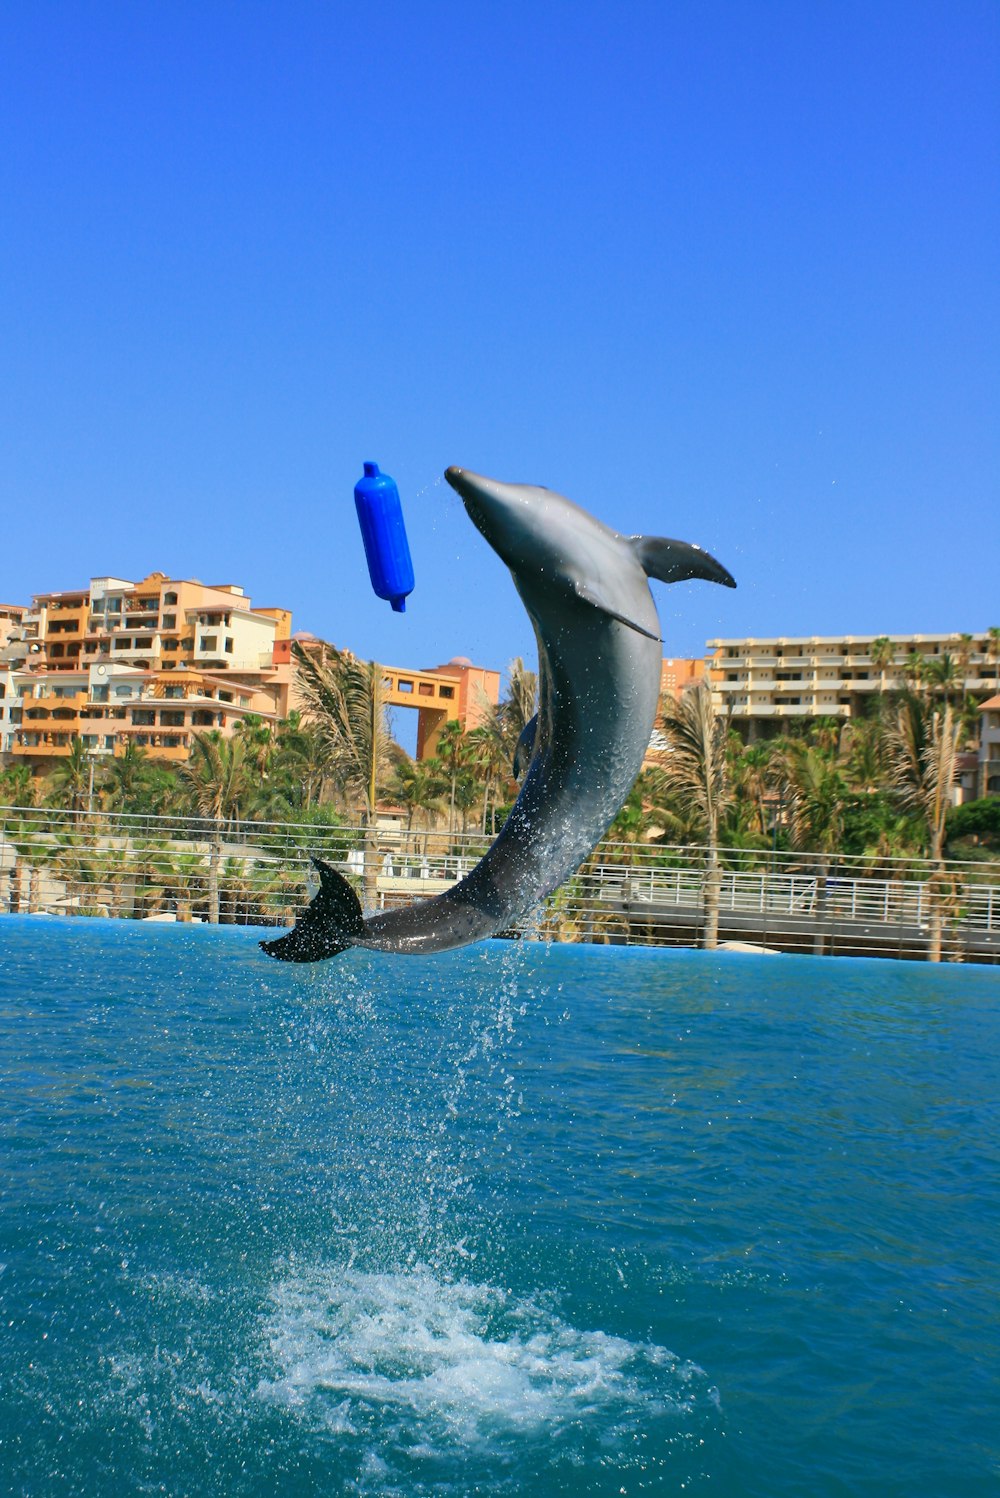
[572,579,662,641]
[513,714,537,779]
[630,537,737,590]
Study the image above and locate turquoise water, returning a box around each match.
[0,918,997,1496]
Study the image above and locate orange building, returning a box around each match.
[1,573,501,771]
[388,657,501,759]
[643,657,707,765]
[2,572,293,767]
[659,657,705,700]
[290,639,501,761]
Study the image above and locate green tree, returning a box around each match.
[291,641,392,906]
[434,719,477,841]
[179,732,251,923]
[902,650,927,691]
[655,682,733,949]
[46,736,97,812]
[986,627,1000,691]
[389,755,446,848]
[773,739,850,954]
[870,636,895,695]
[925,652,960,706]
[104,740,153,811]
[0,763,40,808]
[883,697,964,962]
[728,739,774,837]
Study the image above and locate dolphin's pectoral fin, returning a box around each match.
[259,856,366,963]
[571,579,662,641]
[631,537,737,590]
[513,715,538,779]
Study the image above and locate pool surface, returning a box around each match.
[1,917,998,1495]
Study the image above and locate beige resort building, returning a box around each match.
[708,632,999,736]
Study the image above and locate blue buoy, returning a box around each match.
[353,461,415,613]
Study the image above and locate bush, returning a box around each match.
[946,797,1000,847]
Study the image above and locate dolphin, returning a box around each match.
[260,467,735,962]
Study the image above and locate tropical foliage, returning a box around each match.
[0,643,996,958]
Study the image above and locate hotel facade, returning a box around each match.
[707,632,1000,735]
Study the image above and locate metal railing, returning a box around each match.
[0,804,997,964]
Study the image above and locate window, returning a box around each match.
[162,614,176,629]
[439,686,454,700]
[199,636,217,652]
[164,591,177,605]
[224,637,233,653]
[164,686,184,699]
[160,711,185,727]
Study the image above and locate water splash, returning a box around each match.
[255,1259,718,1481]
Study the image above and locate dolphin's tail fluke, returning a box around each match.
[260,856,366,963]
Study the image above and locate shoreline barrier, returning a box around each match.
[0,805,997,964]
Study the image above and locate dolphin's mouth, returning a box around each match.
[445,467,498,547]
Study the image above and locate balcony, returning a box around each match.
[30,690,88,712]
[12,732,74,756]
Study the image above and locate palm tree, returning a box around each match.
[0,763,40,808]
[729,739,774,838]
[466,723,510,835]
[870,636,895,696]
[104,740,152,811]
[179,732,251,923]
[291,640,393,906]
[499,657,538,748]
[842,717,883,794]
[46,736,95,812]
[986,626,1000,690]
[774,740,849,953]
[925,653,960,706]
[232,714,275,785]
[954,634,975,692]
[656,682,733,948]
[272,712,328,809]
[389,756,445,849]
[882,696,964,962]
[902,650,927,692]
[434,719,476,841]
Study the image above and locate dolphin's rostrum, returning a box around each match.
[260,467,735,962]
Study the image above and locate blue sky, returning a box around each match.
[1,1,997,703]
